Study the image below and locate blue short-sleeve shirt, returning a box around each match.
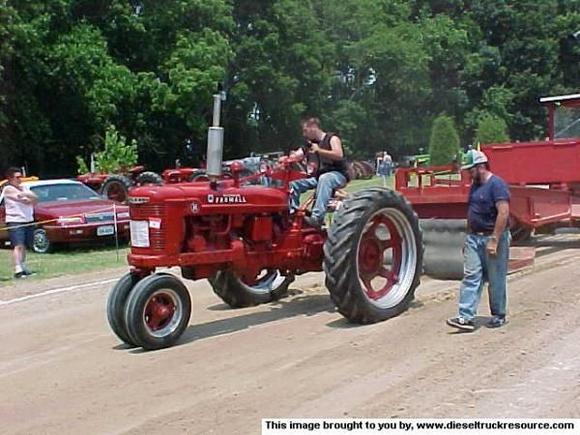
[468,175,510,232]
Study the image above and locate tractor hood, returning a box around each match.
[128,182,289,215]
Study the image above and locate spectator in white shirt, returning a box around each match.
[2,168,38,278]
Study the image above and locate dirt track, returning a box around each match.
[1,234,580,434]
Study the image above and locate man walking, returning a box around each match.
[289,118,350,227]
[447,151,511,331]
[2,168,38,278]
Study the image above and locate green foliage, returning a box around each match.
[76,156,89,175]
[429,114,460,166]
[474,113,510,145]
[1,0,579,177]
[93,125,138,173]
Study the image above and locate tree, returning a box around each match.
[429,114,460,165]
[91,125,138,174]
[1,0,579,177]
[474,113,510,145]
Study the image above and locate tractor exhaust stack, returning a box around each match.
[206,92,226,181]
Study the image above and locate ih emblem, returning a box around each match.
[191,201,200,214]
[207,194,248,204]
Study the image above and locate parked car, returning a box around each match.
[0,179,130,253]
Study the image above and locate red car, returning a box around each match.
[0,179,130,253]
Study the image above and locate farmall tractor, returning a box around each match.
[107,94,423,350]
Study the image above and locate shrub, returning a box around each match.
[429,114,460,166]
[474,113,510,145]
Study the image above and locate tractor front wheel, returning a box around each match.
[106,272,141,346]
[209,270,294,308]
[123,273,191,350]
[324,188,423,324]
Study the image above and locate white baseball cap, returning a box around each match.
[462,150,488,170]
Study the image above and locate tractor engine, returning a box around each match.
[127,181,325,282]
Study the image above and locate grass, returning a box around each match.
[0,244,129,285]
[0,176,393,285]
[300,175,393,202]
[344,176,394,192]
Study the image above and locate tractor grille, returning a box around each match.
[130,204,166,251]
[149,229,166,250]
[130,204,165,219]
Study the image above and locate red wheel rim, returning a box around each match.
[145,292,176,332]
[357,214,402,301]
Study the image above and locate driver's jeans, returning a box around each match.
[289,171,347,222]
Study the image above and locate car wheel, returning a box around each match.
[33,228,52,254]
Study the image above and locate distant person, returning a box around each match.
[447,151,511,331]
[2,168,38,278]
[383,152,393,177]
[375,151,383,176]
[378,152,392,186]
[289,117,349,227]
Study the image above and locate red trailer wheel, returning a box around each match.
[324,188,423,323]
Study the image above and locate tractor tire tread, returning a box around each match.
[324,188,423,324]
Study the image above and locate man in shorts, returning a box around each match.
[2,168,38,278]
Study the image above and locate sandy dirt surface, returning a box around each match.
[1,234,579,435]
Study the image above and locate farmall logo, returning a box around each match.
[207,194,248,204]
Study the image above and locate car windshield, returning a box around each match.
[30,183,102,203]
[555,106,580,139]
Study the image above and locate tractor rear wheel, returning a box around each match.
[324,188,423,324]
[136,171,163,186]
[123,273,191,350]
[100,175,132,203]
[209,270,294,308]
[188,170,210,182]
[106,272,141,346]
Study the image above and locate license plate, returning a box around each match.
[97,225,115,236]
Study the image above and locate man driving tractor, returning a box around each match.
[289,117,350,227]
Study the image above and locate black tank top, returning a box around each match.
[305,133,349,180]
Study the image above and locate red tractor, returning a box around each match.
[78,166,163,203]
[107,94,424,350]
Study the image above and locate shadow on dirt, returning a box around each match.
[128,290,336,353]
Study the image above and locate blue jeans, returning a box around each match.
[289,171,347,221]
[458,231,511,320]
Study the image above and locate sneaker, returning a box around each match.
[303,215,323,228]
[13,271,27,279]
[487,315,508,328]
[23,269,35,276]
[446,316,475,332]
